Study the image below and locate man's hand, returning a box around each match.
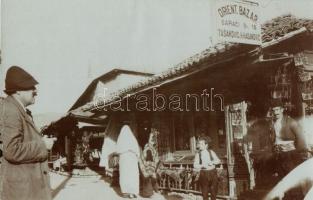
[42,135,57,150]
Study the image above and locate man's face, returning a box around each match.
[271,106,284,120]
[18,88,38,106]
[198,140,208,151]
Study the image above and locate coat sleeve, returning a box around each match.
[2,105,48,164]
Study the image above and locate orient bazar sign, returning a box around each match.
[213,0,261,45]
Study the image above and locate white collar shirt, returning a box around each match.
[193,149,220,170]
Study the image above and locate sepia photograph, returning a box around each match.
[1,0,313,199]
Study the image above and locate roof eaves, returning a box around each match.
[261,27,307,49]
[86,44,257,112]
[81,15,313,113]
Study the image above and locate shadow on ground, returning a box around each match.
[52,175,72,198]
[87,166,186,200]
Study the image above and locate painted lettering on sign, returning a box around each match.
[213,0,261,45]
[218,5,238,17]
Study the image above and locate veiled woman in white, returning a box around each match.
[116,124,140,198]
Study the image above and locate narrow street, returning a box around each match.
[49,170,195,200]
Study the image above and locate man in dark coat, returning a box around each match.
[0,66,56,200]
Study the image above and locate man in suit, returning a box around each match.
[0,66,56,200]
[269,99,309,178]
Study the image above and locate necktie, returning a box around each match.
[270,121,276,144]
[199,151,202,165]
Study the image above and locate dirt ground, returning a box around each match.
[50,171,199,200]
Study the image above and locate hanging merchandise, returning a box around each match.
[295,51,313,116]
[268,64,292,111]
[298,70,312,82]
[295,51,313,70]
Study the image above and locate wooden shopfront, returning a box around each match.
[128,56,310,200]
[42,112,107,172]
[93,17,312,199]
[88,42,262,199]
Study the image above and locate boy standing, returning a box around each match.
[194,136,221,200]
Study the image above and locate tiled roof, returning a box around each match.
[82,43,256,112]
[262,14,313,42]
[82,15,313,112]
[115,43,241,92]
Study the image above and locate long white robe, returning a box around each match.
[116,125,140,195]
[99,137,116,168]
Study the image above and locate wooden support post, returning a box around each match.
[225,105,236,198]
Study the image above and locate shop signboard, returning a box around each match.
[213,0,261,45]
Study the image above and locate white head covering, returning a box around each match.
[116,124,140,156]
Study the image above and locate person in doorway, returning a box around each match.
[116,121,140,199]
[82,131,93,164]
[193,136,221,200]
[0,66,57,200]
